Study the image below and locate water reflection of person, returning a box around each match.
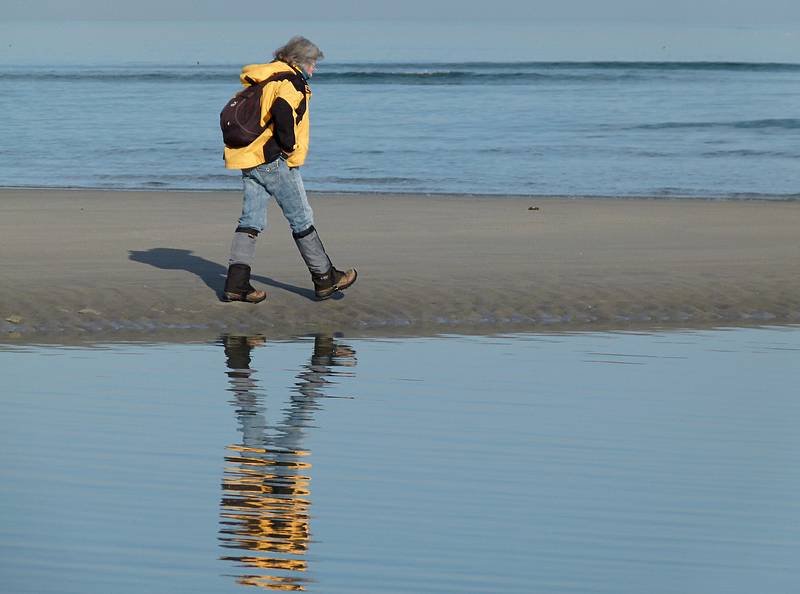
[219,334,356,591]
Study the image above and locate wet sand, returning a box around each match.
[1,188,799,342]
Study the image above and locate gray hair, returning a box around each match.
[273,36,324,68]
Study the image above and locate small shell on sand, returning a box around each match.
[5,315,23,324]
[78,308,102,316]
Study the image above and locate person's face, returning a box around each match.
[305,62,316,77]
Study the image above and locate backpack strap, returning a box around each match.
[258,70,309,125]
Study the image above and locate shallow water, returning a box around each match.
[2,327,800,593]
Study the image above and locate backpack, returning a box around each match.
[220,71,307,149]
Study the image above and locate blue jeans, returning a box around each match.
[237,158,314,234]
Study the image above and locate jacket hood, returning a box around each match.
[240,60,300,85]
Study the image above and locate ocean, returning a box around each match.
[1,60,799,198]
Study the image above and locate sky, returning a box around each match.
[4,0,800,24]
[1,1,798,64]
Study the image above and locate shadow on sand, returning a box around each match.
[128,247,326,301]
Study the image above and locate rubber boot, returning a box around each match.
[293,225,357,300]
[223,263,267,303]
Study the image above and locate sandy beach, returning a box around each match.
[1,188,799,342]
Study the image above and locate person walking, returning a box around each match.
[221,36,357,303]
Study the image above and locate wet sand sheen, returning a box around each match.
[3,329,800,592]
[1,188,799,340]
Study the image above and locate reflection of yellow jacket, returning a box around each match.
[223,61,312,170]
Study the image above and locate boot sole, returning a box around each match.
[315,269,358,301]
[223,291,267,304]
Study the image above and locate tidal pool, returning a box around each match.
[1,327,800,593]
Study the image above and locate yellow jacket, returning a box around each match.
[223,61,312,169]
